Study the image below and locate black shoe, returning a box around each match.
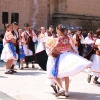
[11,65,15,69]
[11,70,17,73]
[87,74,92,83]
[5,71,13,74]
[56,85,60,92]
[65,95,69,97]
[55,90,65,97]
[93,80,100,84]
[20,67,24,70]
[24,66,29,68]
[32,65,35,68]
[93,76,100,84]
[51,85,58,93]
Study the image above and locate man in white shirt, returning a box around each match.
[73,28,84,56]
[22,23,37,68]
[84,32,94,59]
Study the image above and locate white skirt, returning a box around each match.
[47,52,92,78]
[23,44,33,56]
[36,42,45,53]
[90,54,100,77]
[1,43,18,62]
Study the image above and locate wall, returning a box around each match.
[58,0,100,17]
[0,0,100,33]
[0,0,48,32]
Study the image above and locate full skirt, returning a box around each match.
[35,50,48,71]
[47,52,92,78]
[90,54,100,77]
[1,43,18,62]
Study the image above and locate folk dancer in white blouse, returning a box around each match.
[22,23,37,68]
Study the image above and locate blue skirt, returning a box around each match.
[19,46,25,59]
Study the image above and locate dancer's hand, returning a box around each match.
[52,46,61,55]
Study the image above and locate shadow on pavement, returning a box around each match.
[22,67,44,71]
[12,71,46,76]
[0,76,8,78]
[0,91,16,100]
[0,61,5,67]
[56,92,100,100]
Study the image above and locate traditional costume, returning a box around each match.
[87,39,100,84]
[22,29,37,65]
[12,29,19,59]
[91,39,100,77]
[1,31,18,62]
[46,36,92,79]
[7,28,20,72]
[19,35,25,60]
[84,36,94,60]
[73,33,84,56]
[35,33,48,71]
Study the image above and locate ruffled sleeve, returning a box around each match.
[45,37,58,55]
[95,39,100,50]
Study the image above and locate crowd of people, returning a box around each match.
[0,22,100,98]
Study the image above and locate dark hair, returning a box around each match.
[47,31,52,36]
[24,23,30,27]
[49,25,54,28]
[96,29,100,37]
[34,29,37,33]
[76,27,82,34]
[36,31,41,36]
[5,24,11,29]
[88,31,93,34]
[56,24,65,33]
[77,27,82,31]
[13,22,18,25]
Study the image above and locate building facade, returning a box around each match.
[52,0,100,31]
[0,0,49,31]
[0,0,100,32]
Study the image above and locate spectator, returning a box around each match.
[0,36,3,58]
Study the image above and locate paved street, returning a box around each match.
[0,61,100,100]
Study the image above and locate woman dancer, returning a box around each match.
[35,27,59,93]
[46,24,92,97]
[87,29,100,84]
[35,27,48,70]
[1,24,17,74]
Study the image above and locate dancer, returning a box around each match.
[0,35,3,58]
[1,24,18,74]
[73,28,84,56]
[87,29,100,84]
[48,25,57,38]
[35,27,59,93]
[18,29,25,69]
[11,22,19,72]
[35,27,48,70]
[84,31,94,60]
[22,23,37,68]
[46,24,92,97]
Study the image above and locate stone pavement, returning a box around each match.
[0,61,100,100]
